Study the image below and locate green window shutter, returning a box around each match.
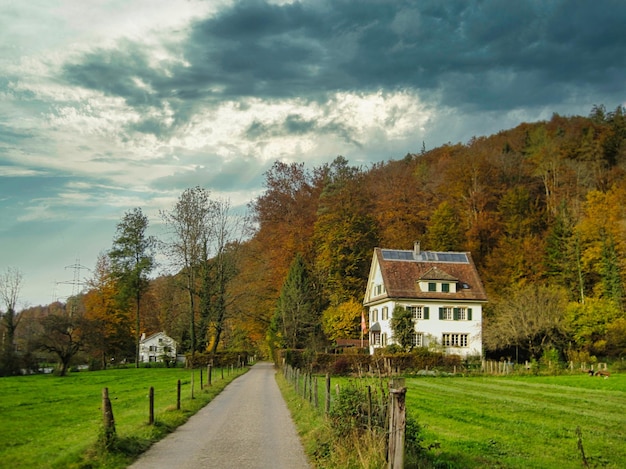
[453,308,459,320]
[424,307,429,319]
[439,307,443,320]
[468,308,473,321]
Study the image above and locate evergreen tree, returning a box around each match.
[109,208,156,367]
[600,234,624,307]
[272,254,322,350]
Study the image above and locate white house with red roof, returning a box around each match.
[363,243,487,357]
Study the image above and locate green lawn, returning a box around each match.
[0,366,247,469]
[406,373,626,468]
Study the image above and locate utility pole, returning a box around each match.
[56,259,89,316]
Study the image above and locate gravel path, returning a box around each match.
[128,362,310,469]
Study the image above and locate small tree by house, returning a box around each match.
[390,306,415,352]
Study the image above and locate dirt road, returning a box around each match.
[128,362,310,469]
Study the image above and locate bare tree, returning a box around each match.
[483,284,568,360]
[161,187,214,359]
[0,267,24,375]
[203,198,245,352]
[37,312,85,376]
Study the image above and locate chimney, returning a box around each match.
[414,241,421,257]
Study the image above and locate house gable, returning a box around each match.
[364,246,487,357]
[139,332,177,363]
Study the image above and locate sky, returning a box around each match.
[1,0,625,309]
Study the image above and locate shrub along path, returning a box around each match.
[128,362,310,469]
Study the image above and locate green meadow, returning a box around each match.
[406,373,626,468]
[0,366,247,469]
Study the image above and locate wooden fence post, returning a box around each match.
[177,379,181,410]
[367,385,372,429]
[325,373,331,415]
[149,387,155,425]
[191,369,195,399]
[200,367,203,389]
[102,387,116,443]
[388,378,407,469]
[208,363,212,386]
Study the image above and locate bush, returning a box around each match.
[332,357,350,376]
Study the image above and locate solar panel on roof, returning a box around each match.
[381,249,469,263]
[381,249,414,260]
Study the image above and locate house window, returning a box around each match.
[382,307,389,320]
[452,307,473,320]
[382,333,388,346]
[372,332,381,346]
[374,284,385,296]
[440,307,454,320]
[428,282,436,292]
[442,333,468,347]
[411,332,424,347]
[442,283,450,293]
[406,306,429,320]
[149,345,157,352]
[371,309,379,322]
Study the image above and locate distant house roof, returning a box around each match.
[335,338,369,347]
[365,248,487,305]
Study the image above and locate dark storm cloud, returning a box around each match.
[60,0,626,129]
[151,154,268,192]
[244,113,361,146]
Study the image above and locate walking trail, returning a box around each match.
[128,361,310,469]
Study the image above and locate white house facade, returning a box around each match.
[363,244,487,357]
[139,332,177,363]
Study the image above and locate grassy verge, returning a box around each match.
[0,366,248,469]
[406,373,626,468]
[276,372,391,468]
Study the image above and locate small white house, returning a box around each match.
[363,244,487,357]
[139,332,177,363]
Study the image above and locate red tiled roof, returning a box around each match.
[368,248,487,303]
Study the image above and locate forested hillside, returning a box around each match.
[7,105,626,373]
[242,104,626,361]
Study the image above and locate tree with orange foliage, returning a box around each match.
[83,253,133,367]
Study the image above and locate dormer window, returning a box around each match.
[442,283,450,293]
[428,282,436,292]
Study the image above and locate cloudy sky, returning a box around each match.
[1,0,625,308]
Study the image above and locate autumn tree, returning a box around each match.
[321,299,363,341]
[390,306,415,352]
[424,201,464,251]
[83,253,133,367]
[0,267,23,376]
[313,156,378,304]
[565,298,625,356]
[161,187,214,358]
[575,187,626,304]
[109,208,156,367]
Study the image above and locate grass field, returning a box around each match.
[0,366,247,469]
[406,373,626,468]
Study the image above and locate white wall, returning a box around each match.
[369,300,482,357]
